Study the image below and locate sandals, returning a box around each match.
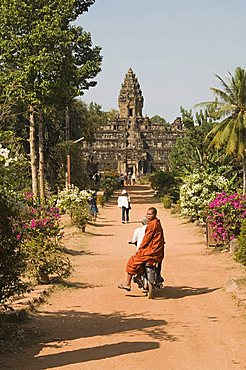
[118,284,131,291]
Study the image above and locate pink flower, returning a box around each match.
[30,219,36,228]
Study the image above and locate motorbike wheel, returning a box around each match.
[148,282,154,299]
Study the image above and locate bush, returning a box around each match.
[0,131,31,192]
[149,170,180,201]
[0,188,27,306]
[235,219,246,265]
[69,200,91,229]
[207,192,246,245]
[138,175,150,185]
[180,170,231,222]
[170,200,181,215]
[57,186,91,228]
[19,199,72,282]
[161,195,172,209]
[100,177,118,199]
[97,194,105,207]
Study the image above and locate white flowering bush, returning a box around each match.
[0,144,18,167]
[57,185,93,229]
[180,170,230,222]
[0,131,30,191]
[57,185,92,211]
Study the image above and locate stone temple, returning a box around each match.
[82,68,182,176]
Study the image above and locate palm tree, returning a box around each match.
[201,67,246,193]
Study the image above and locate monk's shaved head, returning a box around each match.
[147,207,157,215]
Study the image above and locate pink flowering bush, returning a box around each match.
[207,192,246,244]
[18,196,71,282]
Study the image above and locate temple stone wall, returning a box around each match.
[81,68,183,176]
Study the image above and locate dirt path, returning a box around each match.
[2,185,246,370]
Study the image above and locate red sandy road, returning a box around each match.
[1,185,246,370]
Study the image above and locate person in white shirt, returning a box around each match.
[117,189,131,223]
[130,217,148,250]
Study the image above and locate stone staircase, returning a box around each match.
[110,184,156,205]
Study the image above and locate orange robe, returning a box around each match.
[126,218,165,275]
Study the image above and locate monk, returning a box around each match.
[118,207,165,291]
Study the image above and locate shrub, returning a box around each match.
[97,194,105,207]
[0,188,27,306]
[0,131,31,192]
[207,192,246,245]
[170,200,181,215]
[138,175,150,185]
[57,186,91,228]
[69,200,91,229]
[235,219,246,265]
[180,170,231,222]
[149,170,180,200]
[161,195,172,209]
[19,198,72,282]
[100,177,118,199]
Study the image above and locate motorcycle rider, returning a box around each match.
[118,207,165,291]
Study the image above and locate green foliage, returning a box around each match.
[150,115,167,125]
[51,141,89,191]
[0,0,102,195]
[149,170,180,201]
[57,186,91,228]
[180,170,231,222]
[169,107,217,176]
[19,199,72,282]
[97,194,105,207]
[235,219,246,265]
[106,109,119,122]
[205,67,246,159]
[161,195,172,209]
[0,188,27,306]
[70,100,107,144]
[138,175,150,185]
[69,201,90,229]
[170,200,181,215]
[199,67,246,192]
[0,131,31,192]
[100,172,118,199]
[22,238,71,282]
[180,107,194,130]
[0,0,102,107]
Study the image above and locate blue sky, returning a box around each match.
[76,0,246,122]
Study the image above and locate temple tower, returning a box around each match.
[118,68,144,119]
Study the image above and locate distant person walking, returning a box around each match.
[120,174,125,188]
[117,189,131,224]
[88,192,98,221]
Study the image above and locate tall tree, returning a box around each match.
[0,0,102,197]
[201,67,246,193]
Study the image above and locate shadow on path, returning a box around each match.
[85,231,115,237]
[37,341,159,369]
[155,286,219,300]
[4,310,176,369]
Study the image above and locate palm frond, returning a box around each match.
[210,87,232,103]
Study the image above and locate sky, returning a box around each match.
[76,0,246,122]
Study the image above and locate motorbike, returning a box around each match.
[129,242,164,299]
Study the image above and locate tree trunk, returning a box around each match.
[65,106,70,141]
[29,105,38,197]
[38,107,45,200]
[65,106,70,189]
[242,154,246,195]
